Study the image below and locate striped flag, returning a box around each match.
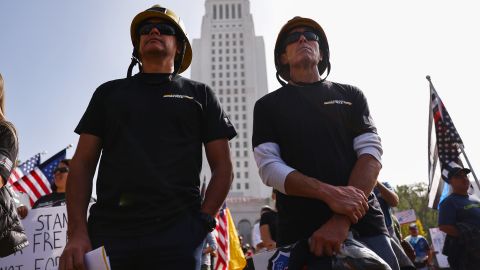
[7,153,41,185]
[12,149,66,206]
[214,203,247,270]
[215,203,229,270]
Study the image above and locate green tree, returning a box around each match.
[395,182,438,239]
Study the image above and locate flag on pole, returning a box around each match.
[215,203,230,270]
[426,76,478,208]
[12,149,66,206]
[7,153,41,185]
[214,203,247,270]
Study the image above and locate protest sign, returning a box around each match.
[2,205,71,270]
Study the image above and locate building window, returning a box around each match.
[243,132,247,138]
[226,72,230,78]
[236,161,240,167]
[226,33,229,38]
[236,150,240,157]
[244,172,249,178]
[219,33,222,38]
[219,73,223,78]
[236,172,240,178]
[241,71,245,77]
[241,63,244,69]
[212,81,215,87]
[212,34,215,39]
[245,183,249,189]
[240,48,244,53]
[242,114,246,120]
[244,161,248,167]
[241,80,245,85]
[234,105,238,111]
[233,56,237,61]
[219,4,223,19]
[240,40,244,46]
[237,183,241,189]
[212,65,215,70]
[235,142,240,148]
[242,105,246,111]
[238,4,241,18]
[242,97,246,102]
[234,97,238,102]
[226,81,230,86]
[240,33,243,38]
[227,89,231,95]
[242,123,247,129]
[226,49,230,54]
[212,41,215,47]
[233,33,236,38]
[213,5,217,19]
[227,97,230,102]
[225,4,229,19]
[219,81,223,86]
[243,141,248,148]
[234,80,238,86]
[212,73,215,78]
[241,88,246,94]
[226,41,230,46]
[233,40,237,46]
[244,150,248,157]
[232,4,236,19]
[212,57,215,62]
[226,64,230,70]
[234,114,239,120]
[234,89,238,94]
[219,49,222,54]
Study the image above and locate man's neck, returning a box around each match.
[289,66,321,84]
[142,58,175,73]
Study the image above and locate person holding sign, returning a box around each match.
[59,4,236,270]
[0,72,29,257]
[252,16,399,269]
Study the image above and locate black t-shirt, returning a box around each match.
[75,73,237,236]
[260,210,279,242]
[252,81,387,245]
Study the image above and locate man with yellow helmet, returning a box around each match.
[252,17,400,269]
[60,5,236,270]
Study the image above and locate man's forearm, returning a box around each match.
[201,168,233,216]
[348,154,381,196]
[66,161,96,236]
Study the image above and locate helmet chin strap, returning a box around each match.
[127,49,142,78]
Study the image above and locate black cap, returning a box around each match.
[447,167,471,182]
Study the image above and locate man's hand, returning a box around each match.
[323,185,369,224]
[309,214,350,257]
[59,232,92,270]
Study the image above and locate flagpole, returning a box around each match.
[426,75,434,190]
[459,145,480,190]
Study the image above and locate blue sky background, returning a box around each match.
[1,0,479,189]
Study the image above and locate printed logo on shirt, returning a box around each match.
[324,100,352,106]
[464,203,480,210]
[163,94,194,100]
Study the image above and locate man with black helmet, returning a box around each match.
[60,5,236,270]
[253,17,400,269]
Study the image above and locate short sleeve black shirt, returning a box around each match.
[76,74,236,236]
[252,81,387,245]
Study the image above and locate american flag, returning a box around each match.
[430,84,464,181]
[7,153,41,185]
[12,149,66,206]
[215,203,229,270]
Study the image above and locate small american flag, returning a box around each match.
[431,87,464,180]
[7,153,41,185]
[13,149,66,206]
[215,203,229,270]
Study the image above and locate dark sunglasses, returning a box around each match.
[138,22,177,36]
[54,167,69,174]
[284,31,320,46]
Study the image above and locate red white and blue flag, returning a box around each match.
[7,153,41,185]
[12,149,66,206]
[215,203,229,270]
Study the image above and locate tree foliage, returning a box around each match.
[395,182,438,239]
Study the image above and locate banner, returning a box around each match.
[1,206,68,269]
[429,227,450,268]
[394,209,416,225]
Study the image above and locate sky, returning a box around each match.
[1,0,479,190]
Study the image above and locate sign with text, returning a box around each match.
[394,209,417,224]
[429,227,450,268]
[1,206,69,270]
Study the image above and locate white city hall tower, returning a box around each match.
[191,0,270,199]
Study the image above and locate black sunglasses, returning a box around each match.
[284,31,320,46]
[138,22,177,36]
[54,167,69,174]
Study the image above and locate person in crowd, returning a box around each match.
[404,223,431,270]
[438,166,480,269]
[0,72,28,257]
[260,203,278,250]
[201,232,217,270]
[59,5,236,270]
[252,16,399,270]
[251,221,264,252]
[374,181,400,242]
[33,159,70,208]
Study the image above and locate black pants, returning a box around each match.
[90,212,207,270]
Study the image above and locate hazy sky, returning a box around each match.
[1,0,479,189]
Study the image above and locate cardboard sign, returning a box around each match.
[1,205,69,270]
[429,227,450,268]
[394,209,417,224]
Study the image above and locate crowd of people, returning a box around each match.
[1,3,479,270]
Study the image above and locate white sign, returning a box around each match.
[429,227,450,268]
[1,206,68,270]
[394,209,417,224]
